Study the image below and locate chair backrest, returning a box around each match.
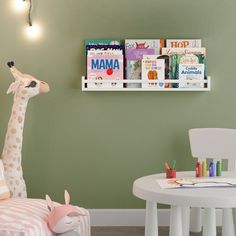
[189,128,236,171]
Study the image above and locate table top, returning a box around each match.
[133,171,236,208]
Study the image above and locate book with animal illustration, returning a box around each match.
[126,48,155,88]
[171,54,206,88]
[166,39,201,48]
[125,39,165,53]
[87,54,124,88]
[142,59,165,88]
[177,64,205,88]
[143,55,170,88]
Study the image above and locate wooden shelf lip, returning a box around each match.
[81,76,211,92]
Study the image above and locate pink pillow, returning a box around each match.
[0,160,10,200]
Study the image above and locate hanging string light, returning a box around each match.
[23,0,42,40]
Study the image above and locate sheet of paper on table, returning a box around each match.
[157,177,236,189]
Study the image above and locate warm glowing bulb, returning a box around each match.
[25,23,42,40]
[11,0,27,12]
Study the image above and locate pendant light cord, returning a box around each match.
[28,0,32,26]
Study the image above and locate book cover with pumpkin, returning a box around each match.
[141,59,165,88]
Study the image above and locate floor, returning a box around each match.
[92,227,222,236]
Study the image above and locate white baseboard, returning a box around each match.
[89,209,223,227]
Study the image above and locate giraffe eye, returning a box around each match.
[26,81,37,88]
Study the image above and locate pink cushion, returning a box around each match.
[0,198,90,236]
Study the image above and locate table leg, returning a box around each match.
[145,201,158,236]
[222,208,235,236]
[182,206,190,236]
[203,208,216,236]
[190,207,202,232]
[169,205,183,236]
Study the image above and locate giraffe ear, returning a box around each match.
[7,81,21,94]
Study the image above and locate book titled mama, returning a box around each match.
[87,55,123,88]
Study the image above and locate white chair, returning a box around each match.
[188,128,236,236]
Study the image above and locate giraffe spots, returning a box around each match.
[13,111,16,116]
[18,116,23,123]
[18,193,22,197]
[16,137,21,143]
[13,145,17,149]
[9,163,14,168]
[15,180,19,185]
[7,149,11,154]
[22,90,27,95]
[11,128,17,134]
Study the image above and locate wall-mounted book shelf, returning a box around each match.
[81,76,211,91]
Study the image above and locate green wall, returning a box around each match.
[0,0,235,208]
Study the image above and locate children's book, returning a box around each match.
[86,45,124,55]
[142,59,165,88]
[85,39,121,46]
[171,54,206,88]
[166,39,201,48]
[87,54,124,88]
[162,47,206,56]
[177,64,205,88]
[143,55,170,88]
[126,48,155,88]
[125,39,165,54]
[157,178,236,189]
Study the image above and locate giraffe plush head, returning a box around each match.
[7,61,50,98]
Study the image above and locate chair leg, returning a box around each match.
[182,206,190,236]
[145,201,158,236]
[170,205,183,236]
[222,208,235,236]
[233,208,236,233]
[190,207,202,232]
[203,208,216,236]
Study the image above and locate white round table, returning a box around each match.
[133,171,236,236]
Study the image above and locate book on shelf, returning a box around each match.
[125,39,165,53]
[177,64,205,88]
[171,54,206,88]
[126,48,155,88]
[125,39,164,88]
[166,39,201,48]
[85,39,121,46]
[143,54,171,88]
[142,59,165,89]
[161,47,206,56]
[86,44,124,89]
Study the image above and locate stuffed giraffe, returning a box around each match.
[1,61,49,198]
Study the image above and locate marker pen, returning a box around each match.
[196,161,202,177]
[202,160,207,177]
[209,160,215,177]
[216,160,222,176]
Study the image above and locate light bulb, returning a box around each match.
[24,23,42,40]
[11,0,27,12]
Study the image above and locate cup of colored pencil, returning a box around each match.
[165,160,176,178]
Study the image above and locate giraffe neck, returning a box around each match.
[1,94,29,160]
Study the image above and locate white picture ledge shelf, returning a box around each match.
[81,76,211,92]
